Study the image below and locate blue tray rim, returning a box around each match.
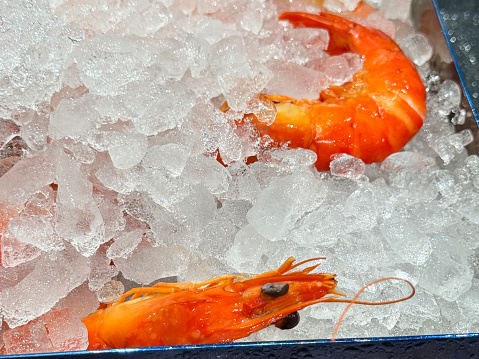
[2,332,479,358]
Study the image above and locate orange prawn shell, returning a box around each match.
[243,12,427,171]
[82,258,339,348]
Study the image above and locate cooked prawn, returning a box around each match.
[230,11,427,171]
[82,257,414,348]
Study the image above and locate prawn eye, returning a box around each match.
[274,311,300,330]
[261,282,289,298]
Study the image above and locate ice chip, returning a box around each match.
[1,230,42,268]
[436,79,462,114]
[264,60,328,100]
[113,242,191,284]
[380,0,412,21]
[7,214,63,252]
[400,34,433,66]
[42,308,89,352]
[418,240,473,301]
[323,54,362,86]
[49,95,101,141]
[55,151,105,256]
[74,35,148,95]
[142,144,191,176]
[96,280,125,304]
[380,217,432,265]
[2,319,52,355]
[2,246,90,328]
[183,155,232,195]
[381,152,436,172]
[246,169,327,240]
[107,229,144,260]
[225,224,273,273]
[88,245,119,291]
[343,184,378,230]
[330,154,366,180]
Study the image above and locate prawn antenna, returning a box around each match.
[328,277,415,341]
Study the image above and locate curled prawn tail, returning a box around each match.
[279,12,355,55]
[328,277,416,341]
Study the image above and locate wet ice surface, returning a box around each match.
[0,0,478,354]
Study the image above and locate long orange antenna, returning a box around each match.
[330,277,415,341]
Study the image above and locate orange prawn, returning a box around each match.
[228,11,427,171]
[82,257,414,348]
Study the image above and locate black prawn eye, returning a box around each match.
[274,311,300,330]
[261,282,289,298]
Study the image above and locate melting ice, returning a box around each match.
[0,0,478,354]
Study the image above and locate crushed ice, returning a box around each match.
[0,0,478,354]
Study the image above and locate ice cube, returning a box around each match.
[62,141,96,164]
[264,60,328,100]
[430,130,474,165]
[55,151,105,257]
[364,11,396,39]
[2,319,52,355]
[94,190,126,242]
[113,241,191,284]
[380,0,412,21]
[107,229,144,260]
[400,34,434,66]
[95,161,140,195]
[330,154,366,180]
[2,246,90,328]
[1,230,42,268]
[88,244,119,291]
[183,155,232,195]
[380,217,432,265]
[381,152,436,172]
[55,281,99,320]
[247,94,277,126]
[7,214,63,252]
[343,184,379,230]
[142,143,191,177]
[49,95,100,141]
[95,280,125,304]
[95,130,148,170]
[168,184,217,241]
[126,81,196,136]
[209,36,256,111]
[246,169,327,240]
[260,148,317,171]
[225,224,275,273]
[0,155,55,213]
[42,308,89,352]
[436,79,462,114]
[418,238,473,301]
[322,54,361,86]
[465,155,479,189]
